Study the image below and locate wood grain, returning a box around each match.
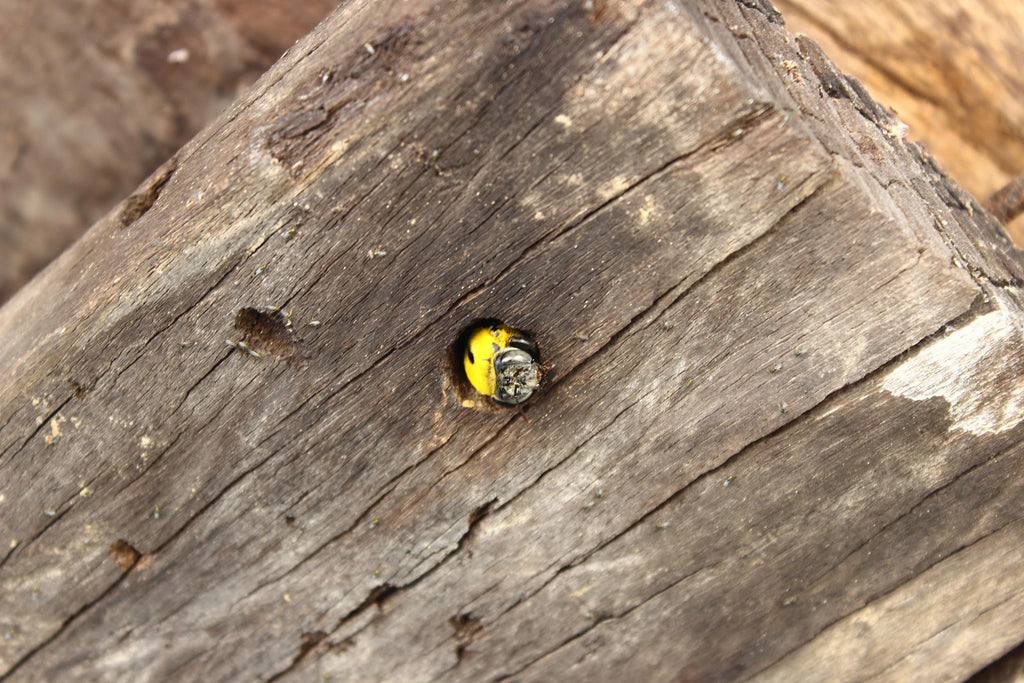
[0,0,1022,680]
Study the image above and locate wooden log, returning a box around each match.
[0,0,339,304]
[0,0,1022,680]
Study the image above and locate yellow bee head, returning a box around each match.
[462,321,541,405]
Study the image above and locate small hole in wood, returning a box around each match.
[448,612,483,662]
[232,307,301,359]
[108,539,142,571]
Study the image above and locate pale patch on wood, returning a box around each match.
[882,291,1024,435]
[44,414,65,446]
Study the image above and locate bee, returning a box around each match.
[463,321,542,407]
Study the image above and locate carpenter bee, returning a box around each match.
[463,321,542,406]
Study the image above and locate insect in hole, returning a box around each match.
[462,321,542,415]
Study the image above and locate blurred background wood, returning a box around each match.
[774,0,1024,241]
[0,0,339,303]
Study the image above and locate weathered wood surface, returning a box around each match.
[774,0,1024,243]
[4,0,1021,314]
[0,0,339,304]
[1,0,1023,680]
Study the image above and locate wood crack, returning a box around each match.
[805,437,1021,595]
[169,350,236,417]
[490,561,721,682]
[240,429,459,601]
[752,515,1024,682]
[267,499,499,680]
[0,394,73,466]
[107,251,248,393]
[873,580,1024,682]
[388,423,515,528]
[116,155,178,229]
[493,395,641,515]
[0,565,134,681]
[148,447,280,558]
[0,483,86,572]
